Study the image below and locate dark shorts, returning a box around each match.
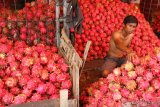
[99,56,127,72]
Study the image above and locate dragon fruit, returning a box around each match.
[13,94,27,104]
[2,93,14,105]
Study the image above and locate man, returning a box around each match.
[100,15,138,77]
[63,0,84,46]
[65,0,84,34]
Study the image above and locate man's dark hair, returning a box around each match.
[123,15,138,26]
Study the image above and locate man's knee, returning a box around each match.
[102,70,111,77]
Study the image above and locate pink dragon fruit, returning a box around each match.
[47,60,57,72]
[56,73,68,82]
[142,92,155,101]
[13,94,27,104]
[50,94,59,99]
[135,90,143,98]
[46,83,57,95]
[144,71,153,81]
[49,73,57,82]
[135,66,145,76]
[125,80,137,91]
[10,87,20,95]
[52,53,61,61]
[36,83,48,94]
[60,64,69,72]
[107,73,115,82]
[113,68,121,76]
[92,89,103,99]
[18,75,31,87]
[2,93,14,105]
[61,80,72,89]
[0,89,6,99]
[105,98,115,107]
[109,82,121,92]
[5,77,17,88]
[27,79,38,90]
[0,79,4,89]
[21,67,31,75]
[113,91,122,101]
[151,79,160,89]
[100,84,108,93]
[31,93,42,102]
[138,80,150,90]
[22,88,32,97]
[40,69,49,80]
[120,88,130,98]
[127,70,137,79]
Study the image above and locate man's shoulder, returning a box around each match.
[112,30,122,38]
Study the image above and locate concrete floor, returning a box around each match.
[80,59,105,93]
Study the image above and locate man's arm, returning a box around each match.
[112,32,132,54]
[126,34,134,47]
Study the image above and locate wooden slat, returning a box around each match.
[8,99,77,107]
[75,65,79,107]
[60,90,68,107]
[59,36,83,69]
[80,41,92,77]
[83,41,92,60]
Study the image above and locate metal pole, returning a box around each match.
[14,0,17,11]
[55,0,61,48]
[46,1,49,45]
[2,0,6,18]
[25,0,29,45]
[14,0,18,40]
[63,0,70,37]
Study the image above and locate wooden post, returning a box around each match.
[75,65,79,107]
[80,41,92,77]
[83,41,92,60]
[55,0,61,48]
[60,90,68,107]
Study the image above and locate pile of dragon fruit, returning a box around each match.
[0,0,160,106]
[0,1,72,106]
[80,48,160,107]
[78,1,160,105]
[0,0,56,45]
[75,0,160,61]
[0,37,72,106]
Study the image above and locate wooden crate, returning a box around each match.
[8,90,76,107]
[8,99,76,107]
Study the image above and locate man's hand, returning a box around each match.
[126,48,132,54]
[127,52,138,62]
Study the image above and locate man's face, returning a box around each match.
[124,23,137,34]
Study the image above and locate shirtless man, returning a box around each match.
[100,15,138,77]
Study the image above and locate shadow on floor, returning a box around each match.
[80,59,105,93]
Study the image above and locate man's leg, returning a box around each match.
[117,57,127,67]
[103,70,111,77]
[100,59,117,77]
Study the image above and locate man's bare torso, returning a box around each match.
[108,30,133,58]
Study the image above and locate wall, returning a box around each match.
[140,0,160,21]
